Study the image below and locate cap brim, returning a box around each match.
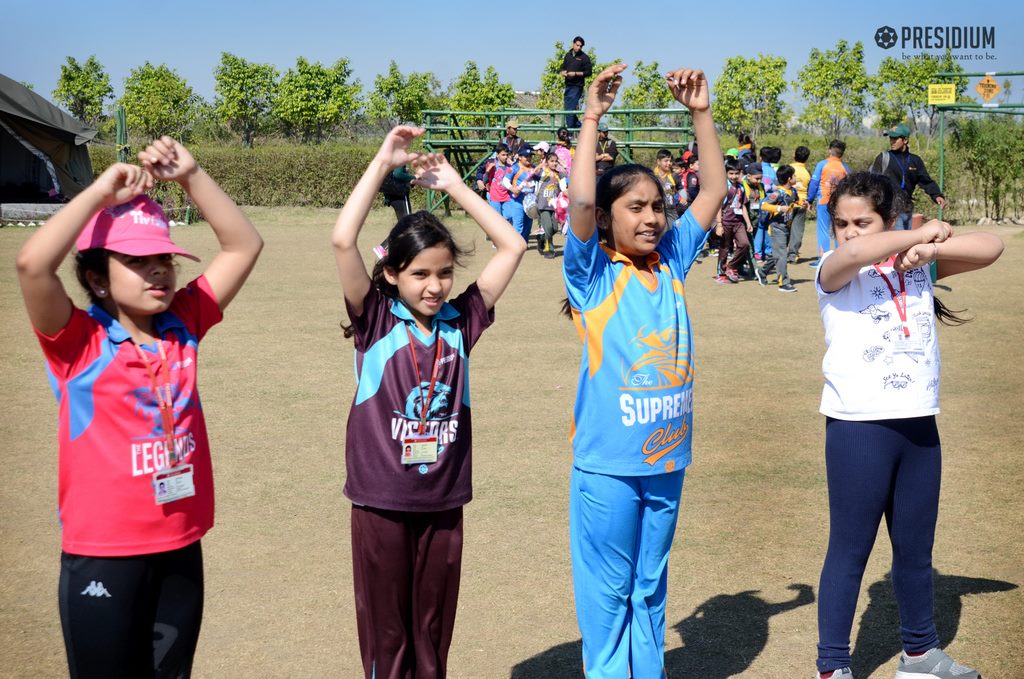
[105,239,200,262]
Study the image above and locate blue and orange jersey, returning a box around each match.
[807,157,850,206]
[563,211,708,476]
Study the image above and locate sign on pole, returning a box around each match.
[928,84,957,105]
[975,75,1002,102]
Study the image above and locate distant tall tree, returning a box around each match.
[213,52,278,147]
[794,40,870,138]
[712,54,788,138]
[620,61,674,127]
[53,56,113,126]
[448,61,515,129]
[275,57,362,142]
[368,61,444,127]
[872,50,968,135]
[121,62,197,140]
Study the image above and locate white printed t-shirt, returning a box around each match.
[816,251,940,421]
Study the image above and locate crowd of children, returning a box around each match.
[14,56,1007,679]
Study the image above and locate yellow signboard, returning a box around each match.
[976,75,1002,102]
[928,84,956,105]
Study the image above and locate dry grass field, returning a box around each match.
[2,208,1021,678]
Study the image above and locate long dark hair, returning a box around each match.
[559,164,666,318]
[828,172,969,326]
[343,211,468,338]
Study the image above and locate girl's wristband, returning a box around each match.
[582,114,600,125]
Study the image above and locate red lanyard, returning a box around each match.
[405,325,443,434]
[873,258,910,337]
[133,339,179,466]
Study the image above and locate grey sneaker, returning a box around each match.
[817,668,853,679]
[895,648,979,679]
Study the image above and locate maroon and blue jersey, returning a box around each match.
[343,284,494,512]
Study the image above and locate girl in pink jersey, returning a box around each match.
[16,137,262,678]
[332,125,525,678]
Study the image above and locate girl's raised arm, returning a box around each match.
[16,164,153,335]
[332,126,422,315]
[410,153,526,310]
[569,64,627,243]
[140,137,263,311]
[666,68,725,230]
[819,220,953,293]
[896,230,1004,279]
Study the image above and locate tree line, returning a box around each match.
[49,40,1011,148]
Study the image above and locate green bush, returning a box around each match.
[90,143,379,213]
[88,127,1022,224]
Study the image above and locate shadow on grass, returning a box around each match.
[850,569,1018,678]
[509,584,814,678]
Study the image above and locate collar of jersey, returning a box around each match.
[600,243,662,270]
[87,304,186,345]
[389,298,459,342]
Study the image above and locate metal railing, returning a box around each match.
[419,108,694,211]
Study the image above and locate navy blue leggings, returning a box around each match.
[817,417,941,673]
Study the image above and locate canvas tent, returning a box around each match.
[1,73,97,203]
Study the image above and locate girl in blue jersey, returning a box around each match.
[813,173,1003,679]
[331,125,526,678]
[563,64,726,678]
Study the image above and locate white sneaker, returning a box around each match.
[817,668,854,679]
[894,647,979,679]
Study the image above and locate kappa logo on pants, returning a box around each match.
[80,580,112,597]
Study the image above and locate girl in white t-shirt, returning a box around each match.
[813,173,1002,679]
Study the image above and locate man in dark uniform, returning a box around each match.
[596,122,618,176]
[869,123,946,230]
[560,36,593,130]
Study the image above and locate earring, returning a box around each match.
[97,289,106,297]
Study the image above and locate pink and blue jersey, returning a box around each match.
[563,212,708,476]
[34,277,222,557]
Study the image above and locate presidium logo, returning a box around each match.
[874,25,996,50]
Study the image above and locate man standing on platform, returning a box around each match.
[560,36,592,129]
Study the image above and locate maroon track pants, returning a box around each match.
[718,220,751,273]
[351,504,464,679]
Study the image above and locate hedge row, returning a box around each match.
[90,143,379,213]
[89,136,1021,223]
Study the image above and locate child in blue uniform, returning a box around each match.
[814,173,1003,679]
[563,64,726,678]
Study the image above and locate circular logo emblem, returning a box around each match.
[875,25,898,49]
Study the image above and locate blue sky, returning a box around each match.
[5,0,1024,106]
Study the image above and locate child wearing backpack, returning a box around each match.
[502,146,538,242]
[533,151,568,258]
[760,164,803,293]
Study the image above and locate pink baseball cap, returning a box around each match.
[76,195,199,261]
